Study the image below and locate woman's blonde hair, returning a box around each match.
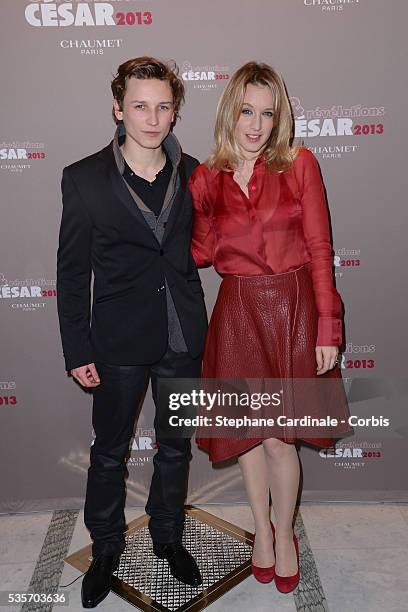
[207,61,299,172]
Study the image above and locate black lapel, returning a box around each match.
[98,143,159,245]
[162,157,187,245]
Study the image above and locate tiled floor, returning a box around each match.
[1,503,407,612]
[0,512,54,612]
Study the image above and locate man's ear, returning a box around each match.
[113,98,123,122]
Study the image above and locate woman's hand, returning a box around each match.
[315,346,339,375]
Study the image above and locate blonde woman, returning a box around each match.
[189,62,352,593]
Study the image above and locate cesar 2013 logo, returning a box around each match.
[25,1,153,28]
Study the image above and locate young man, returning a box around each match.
[57,57,207,608]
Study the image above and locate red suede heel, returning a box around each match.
[251,521,276,583]
[274,531,300,593]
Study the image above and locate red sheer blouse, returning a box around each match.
[189,147,343,347]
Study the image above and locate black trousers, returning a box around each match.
[83,346,201,557]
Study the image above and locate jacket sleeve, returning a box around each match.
[297,149,343,347]
[189,166,215,267]
[56,167,93,371]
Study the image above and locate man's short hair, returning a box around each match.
[111,56,185,124]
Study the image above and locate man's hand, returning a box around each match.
[70,363,101,388]
[315,346,339,375]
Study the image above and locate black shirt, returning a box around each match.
[122,153,172,217]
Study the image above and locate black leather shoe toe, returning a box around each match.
[81,553,120,608]
[153,542,202,587]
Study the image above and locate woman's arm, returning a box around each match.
[189,165,216,268]
[296,148,343,347]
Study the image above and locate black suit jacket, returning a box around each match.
[56,138,208,371]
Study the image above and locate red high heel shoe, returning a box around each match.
[274,530,300,593]
[251,521,276,583]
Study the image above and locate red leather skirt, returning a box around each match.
[196,264,353,463]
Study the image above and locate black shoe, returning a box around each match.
[153,542,202,587]
[81,553,120,608]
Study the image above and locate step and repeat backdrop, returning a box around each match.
[1,0,407,512]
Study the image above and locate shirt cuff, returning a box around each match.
[316,317,342,347]
[64,350,94,372]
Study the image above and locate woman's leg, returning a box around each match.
[263,438,300,576]
[238,444,275,567]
